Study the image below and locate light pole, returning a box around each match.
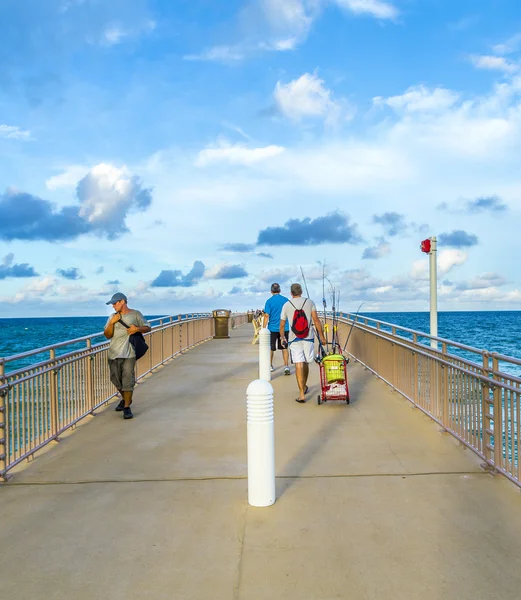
[420,236,438,349]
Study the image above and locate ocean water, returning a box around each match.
[0,315,166,374]
[1,311,520,376]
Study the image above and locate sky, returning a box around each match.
[1,0,521,317]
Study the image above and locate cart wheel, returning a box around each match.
[317,395,321,405]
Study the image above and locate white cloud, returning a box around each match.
[374,85,459,113]
[195,141,285,167]
[46,165,90,190]
[184,45,246,62]
[185,0,397,61]
[76,163,152,236]
[274,72,351,124]
[438,249,468,275]
[470,55,518,74]
[334,0,398,20]
[0,125,31,140]
[99,20,156,46]
[493,33,521,56]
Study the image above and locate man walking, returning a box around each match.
[263,283,291,375]
[103,292,151,419]
[280,283,326,403]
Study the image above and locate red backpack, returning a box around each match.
[289,299,309,338]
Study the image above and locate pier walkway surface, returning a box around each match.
[2,325,521,600]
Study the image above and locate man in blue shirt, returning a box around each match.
[263,283,291,375]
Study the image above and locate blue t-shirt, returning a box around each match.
[264,294,290,332]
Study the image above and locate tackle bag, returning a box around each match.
[288,299,310,339]
[119,318,149,359]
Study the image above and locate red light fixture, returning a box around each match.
[420,238,431,253]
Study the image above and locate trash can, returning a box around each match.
[213,309,231,339]
[247,310,254,324]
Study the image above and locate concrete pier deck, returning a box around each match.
[2,324,521,599]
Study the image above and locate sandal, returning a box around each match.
[295,398,306,403]
[304,386,309,394]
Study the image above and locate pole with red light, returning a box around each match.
[420,236,437,349]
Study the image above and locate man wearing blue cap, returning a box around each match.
[103,292,151,419]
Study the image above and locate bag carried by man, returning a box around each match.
[288,299,310,339]
[119,318,149,359]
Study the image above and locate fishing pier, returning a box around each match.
[1,313,521,599]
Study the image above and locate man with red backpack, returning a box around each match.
[279,283,326,403]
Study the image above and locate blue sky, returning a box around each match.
[1,0,521,317]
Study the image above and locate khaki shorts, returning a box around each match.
[108,358,137,392]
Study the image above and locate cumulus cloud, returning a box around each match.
[76,163,152,238]
[256,267,296,284]
[46,165,89,190]
[0,163,152,242]
[56,267,84,280]
[0,253,39,280]
[151,261,205,288]
[184,0,397,61]
[335,0,398,19]
[374,85,459,113]
[493,33,521,56]
[205,264,248,279]
[372,212,407,236]
[469,55,518,74]
[257,212,362,246]
[221,243,256,253]
[0,124,31,140]
[362,239,391,259]
[196,141,284,167]
[454,273,507,291]
[438,230,478,248]
[438,249,468,275]
[274,72,351,124]
[467,196,507,213]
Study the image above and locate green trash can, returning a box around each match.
[247,311,254,324]
[213,309,231,339]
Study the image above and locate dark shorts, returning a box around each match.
[270,331,289,351]
[108,358,137,392]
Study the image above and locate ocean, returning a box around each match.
[0,311,520,376]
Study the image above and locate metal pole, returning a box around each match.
[430,236,438,349]
[246,379,275,507]
[259,328,271,381]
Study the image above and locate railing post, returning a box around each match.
[49,349,59,437]
[85,339,94,413]
[0,361,7,480]
[441,342,448,427]
[491,353,502,470]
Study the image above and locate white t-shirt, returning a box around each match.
[280,297,316,343]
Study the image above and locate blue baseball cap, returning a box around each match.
[106,292,127,305]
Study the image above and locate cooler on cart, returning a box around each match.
[318,353,350,404]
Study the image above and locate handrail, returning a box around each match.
[335,312,521,489]
[0,312,247,480]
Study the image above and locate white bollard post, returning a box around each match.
[246,379,275,507]
[259,327,271,381]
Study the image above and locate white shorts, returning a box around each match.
[289,339,314,364]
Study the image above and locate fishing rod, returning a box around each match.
[341,302,365,354]
[300,265,327,361]
[321,260,329,348]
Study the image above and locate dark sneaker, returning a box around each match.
[115,400,125,411]
[123,407,133,420]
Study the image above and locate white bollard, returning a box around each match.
[259,327,271,381]
[246,379,275,507]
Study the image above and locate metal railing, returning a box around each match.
[334,312,521,488]
[0,312,246,480]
